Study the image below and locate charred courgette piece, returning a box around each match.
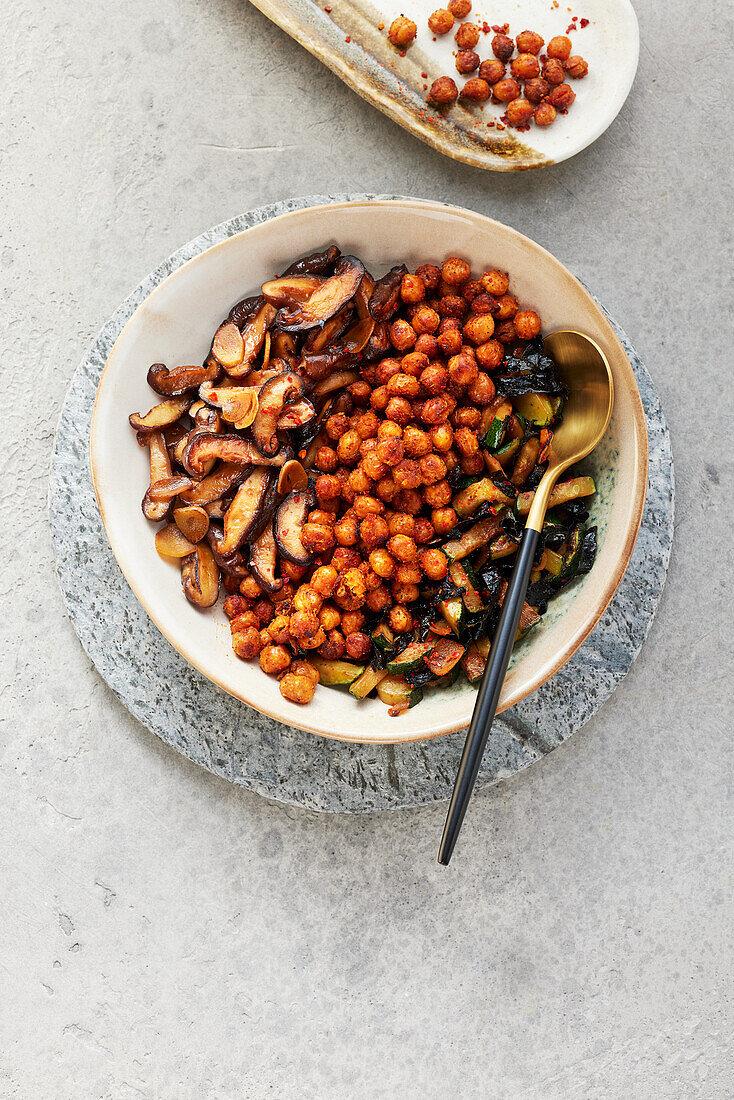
[311,658,366,686]
[439,597,467,639]
[461,642,487,684]
[349,666,388,699]
[443,517,502,562]
[516,476,596,516]
[512,393,556,426]
[448,562,484,613]
[426,638,466,677]
[386,640,435,675]
[376,674,423,709]
[480,411,511,452]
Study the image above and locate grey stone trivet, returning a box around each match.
[49,195,674,814]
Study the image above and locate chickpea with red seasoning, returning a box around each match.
[547,35,572,61]
[455,49,480,74]
[511,54,540,81]
[515,29,544,54]
[524,77,551,105]
[534,101,557,127]
[478,59,505,85]
[542,58,565,85]
[388,16,417,46]
[448,0,471,16]
[454,21,479,48]
[427,8,454,34]
[428,76,458,106]
[548,83,576,110]
[491,33,514,61]
[565,55,589,79]
[506,97,534,127]
[461,77,491,103]
[492,77,521,103]
[279,672,316,705]
[514,310,542,340]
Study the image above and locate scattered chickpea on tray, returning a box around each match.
[129,247,598,715]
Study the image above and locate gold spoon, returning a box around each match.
[438,331,614,866]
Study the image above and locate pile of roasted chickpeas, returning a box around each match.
[222,256,542,706]
[386,3,589,132]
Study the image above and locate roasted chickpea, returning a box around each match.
[290,609,321,640]
[318,628,346,660]
[231,627,262,661]
[390,319,418,352]
[453,406,481,429]
[354,411,378,441]
[384,397,412,427]
[455,49,480,74]
[290,658,320,685]
[478,58,505,84]
[372,439,402,472]
[448,0,471,15]
[337,430,362,465]
[238,576,260,600]
[301,522,335,554]
[411,307,440,336]
[481,269,509,296]
[230,611,259,634]
[454,426,479,457]
[507,96,534,126]
[346,468,370,497]
[345,632,371,660]
[400,352,429,379]
[400,273,426,304]
[420,548,448,581]
[461,451,484,476]
[342,610,366,636]
[431,506,458,535]
[437,328,463,356]
[471,293,500,316]
[388,16,417,46]
[463,313,497,345]
[313,445,337,473]
[387,513,416,538]
[353,494,383,519]
[392,581,420,605]
[444,448,459,471]
[271,580,295,606]
[376,475,398,502]
[413,518,435,545]
[427,75,458,104]
[361,450,388,481]
[377,419,403,441]
[315,474,341,502]
[414,334,438,357]
[319,603,341,631]
[393,459,423,490]
[254,599,275,627]
[334,567,367,610]
[415,264,441,290]
[428,8,454,34]
[375,357,402,386]
[368,548,395,579]
[448,350,478,389]
[534,101,557,127]
[293,585,323,615]
[389,605,414,633]
[491,32,514,61]
[311,565,338,599]
[369,385,389,412]
[222,575,243,595]
[475,339,504,370]
[326,412,350,440]
[429,421,454,452]
[565,54,589,79]
[279,672,316,704]
[283,563,311,587]
[395,563,422,585]
[387,372,421,399]
[419,453,448,484]
[495,320,517,344]
[331,547,362,573]
[468,371,496,405]
[524,77,551,104]
[223,593,249,619]
[492,76,521,102]
[365,583,390,613]
[359,514,389,550]
[514,309,542,340]
[421,395,453,425]
[334,512,358,547]
[259,644,291,675]
[393,487,423,515]
[401,426,431,458]
[547,83,576,110]
[268,614,291,645]
[542,58,565,85]
[348,380,372,406]
[495,293,518,320]
[461,77,491,102]
[515,29,544,54]
[547,34,572,61]
[424,479,453,508]
[511,53,540,80]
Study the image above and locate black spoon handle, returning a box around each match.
[438,526,540,866]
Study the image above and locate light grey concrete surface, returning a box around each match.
[1,0,732,1096]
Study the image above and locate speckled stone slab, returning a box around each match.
[49,195,674,813]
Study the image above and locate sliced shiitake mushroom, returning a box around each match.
[261,274,323,307]
[142,430,173,521]
[211,322,246,369]
[354,272,375,320]
[155,523,197,558]
[276,399,315,431]
[251,371,305,457]
[129,395,192,432]
[147,475,195,502]
[181,542,220,608]
[199,381,259,428]
[340,315,375,354]
[299,347,357,381]
[147,361,219,396]
[204,500,227,521]
[206,524,250,576]
[219,467,278,556]
[312,370,359,398]
[281,245,341,277]
[274,489,314,566]
[362,321,391,362]
[277,459,309,495]
[276,256,365,332]
[368,264,408,321]
[271,330,298,368]
[227,295,262,330]
[303,304,354,354]
[183,432,292,477]
[173,504,209,543]
[227,302,277,378]
[249,521,283,594]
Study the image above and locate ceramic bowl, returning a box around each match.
[90,199,647,743]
